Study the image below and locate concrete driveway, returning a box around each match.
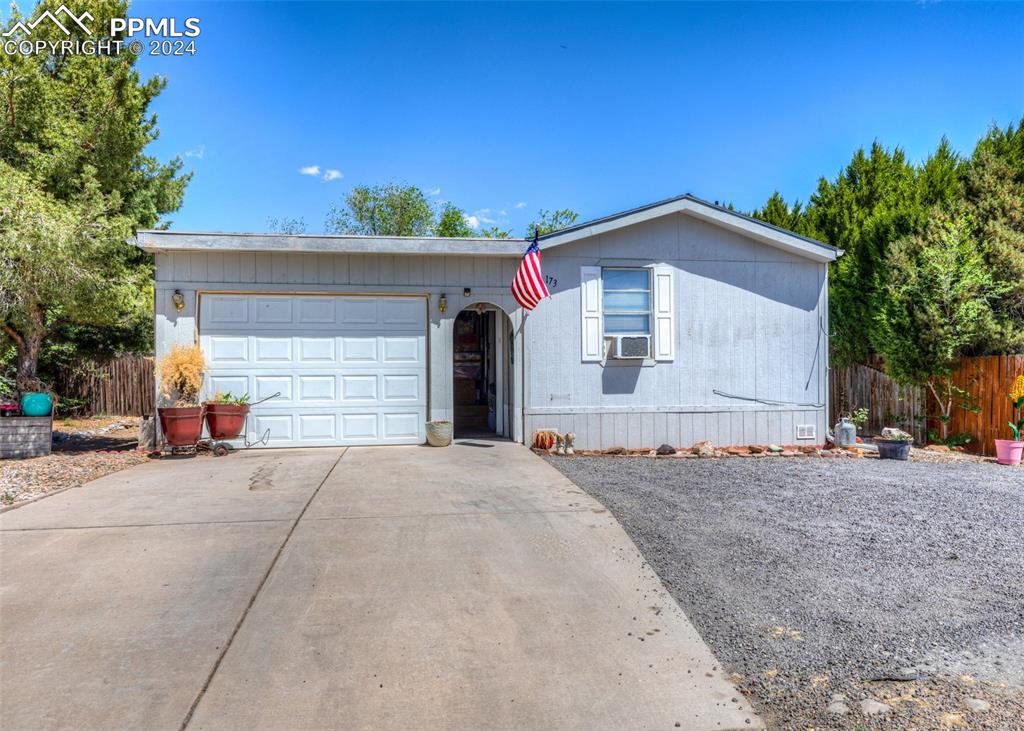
[1,442,760,730]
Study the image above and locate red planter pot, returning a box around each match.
[204,403,250,440]
[157,406,205,447]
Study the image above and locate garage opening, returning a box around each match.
[453,304,512,438]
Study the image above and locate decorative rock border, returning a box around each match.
[535,439,869,459]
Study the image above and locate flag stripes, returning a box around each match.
[511,236,549,311]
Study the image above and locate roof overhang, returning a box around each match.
[134,230,527,257]
[538,194,842,263]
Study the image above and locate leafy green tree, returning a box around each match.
[478,226,513,239]
[962,150,1024,353]
[267,217,307,235]
[973,116,1024,181]
[0,164,141,382]
[527,208,579,237]
[751,191,817,237]
[876,212,1004,439]
[434,203,475,237]
[326,184,434,236]
[0,0,189,381]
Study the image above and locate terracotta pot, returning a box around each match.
[994,439,1024,466]
[204,403,250,440]
[157,406,205,447]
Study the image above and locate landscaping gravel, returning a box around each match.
[546,455,1024,729]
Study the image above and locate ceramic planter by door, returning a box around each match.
[877,439,912,461]
[426,420,452,447]
[158,406,204,447]
[994,439,1024,466]
[204,403,250,440]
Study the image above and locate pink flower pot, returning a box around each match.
[994,439,1024,466]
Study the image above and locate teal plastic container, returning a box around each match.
[20,392,53,417]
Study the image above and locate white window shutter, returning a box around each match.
[580,266,603,361]
[653,265,675,361]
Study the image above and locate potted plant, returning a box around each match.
[204,391,250,440]
[995,375,1024,466]
[16,376,54,417]
[877,428,914,461]
[156,344,206,446]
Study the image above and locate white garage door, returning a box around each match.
[199,294,427,447]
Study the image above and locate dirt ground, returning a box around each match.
[1,417,148,507]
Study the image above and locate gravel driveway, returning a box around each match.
[547,456,1024,729]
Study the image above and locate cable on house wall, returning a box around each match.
[712,389,825,409]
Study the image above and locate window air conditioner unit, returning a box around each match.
[609,334,651,359]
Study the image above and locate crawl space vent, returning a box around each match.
[795,424,816,440]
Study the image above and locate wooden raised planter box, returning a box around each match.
[0,416,53,459]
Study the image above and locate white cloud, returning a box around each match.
[464,214,480,229]
[472,208,499,225]
[184,145,205,159]
[322,169,343,182]
[514,201,526,209]
[427,187,441,196]
[299,165,321,176]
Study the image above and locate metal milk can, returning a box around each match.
[835,416,857,447]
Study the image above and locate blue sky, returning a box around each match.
[123,2,1023,233]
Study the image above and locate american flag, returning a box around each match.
[511,233,550,311]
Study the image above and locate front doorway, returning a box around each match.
[452,304,513,438]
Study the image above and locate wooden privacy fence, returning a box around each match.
[935,355,1024,456]
[829,363,927,442]
[53,355,154,417]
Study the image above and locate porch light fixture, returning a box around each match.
[438,293,447,314]
[172,290,185,311]
[463,287,471,297]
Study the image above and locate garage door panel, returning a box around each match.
[298,413,336,441]
[208,336,248,364]
[208,375,249,398]
[206,296,249,326]
[382,412,421,440]
[339,298,378,325]
[200,294,425,447]
[340,337,377,364]
[340,375,377,403]
[297,376,335,402]
[253,337,293,363]
[381,336,420,363]
[254,375,292,402]
[340,413,378,440]
[296,297,335,324]
[380,297,423,325]
[254,414,293,443]
[254,297,292,323]
[298,337,336,363]
[381,374,421,402]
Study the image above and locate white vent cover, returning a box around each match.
[795,424,816,440]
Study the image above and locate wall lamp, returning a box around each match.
[463,287,471,297]
[171,290,185,311]
[438,293,447,314]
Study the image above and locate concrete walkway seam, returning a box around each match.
[178,447,347,731]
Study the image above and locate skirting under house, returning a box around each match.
[137,194,842,450]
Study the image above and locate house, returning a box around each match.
[137,194,842,450]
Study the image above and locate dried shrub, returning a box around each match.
[157,344,205,406]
